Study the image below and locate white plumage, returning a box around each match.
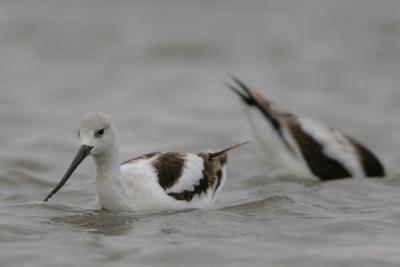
[228,77,385,180]
[165,153,204,194]
[44,111,246,212]
[298,118,364,177]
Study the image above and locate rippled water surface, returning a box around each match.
[1,1,400,266]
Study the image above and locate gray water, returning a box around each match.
[1,1,400,266]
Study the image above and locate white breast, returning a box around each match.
[118,160,182,211]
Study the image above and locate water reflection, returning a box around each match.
[50,209,196,236]
[51,210,140,236]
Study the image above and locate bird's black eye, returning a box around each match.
[95,128,105,137]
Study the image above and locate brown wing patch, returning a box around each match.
[349,138,385,177]
[168,176,209,201]
[151,153,186,190]
[199,152,228,188]
[167,152,226,202]
[289,123,352,180]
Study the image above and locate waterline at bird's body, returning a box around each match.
[44,111,248,212]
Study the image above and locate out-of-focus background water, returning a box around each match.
[1,1,400,266]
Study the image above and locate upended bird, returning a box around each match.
[228,77,385,180]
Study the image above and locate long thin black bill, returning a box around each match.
[44,145,93,202]
[209,141,250,160]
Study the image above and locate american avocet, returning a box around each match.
[44,111,248,211]
[227,77,385,180]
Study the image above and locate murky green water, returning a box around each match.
[1,1,400,266]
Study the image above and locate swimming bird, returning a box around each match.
[44,111,248,211]
[227,77,385,180]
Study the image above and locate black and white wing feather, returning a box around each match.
[228,77,385,180]
[123,150,229,203]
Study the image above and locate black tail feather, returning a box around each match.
[225,82,253,105]
[229,75,254,98]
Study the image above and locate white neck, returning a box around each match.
[92,145,128,210]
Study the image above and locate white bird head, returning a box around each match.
[44,111,118,202]
[78,111,117,157]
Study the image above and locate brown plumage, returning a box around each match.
[349,138,385,177]
[228,77,385,180]
[119,142,248,202]
[288,123,352,180]
[123,152,187,191]
[168,151,227,201]
[152,153,186,190]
